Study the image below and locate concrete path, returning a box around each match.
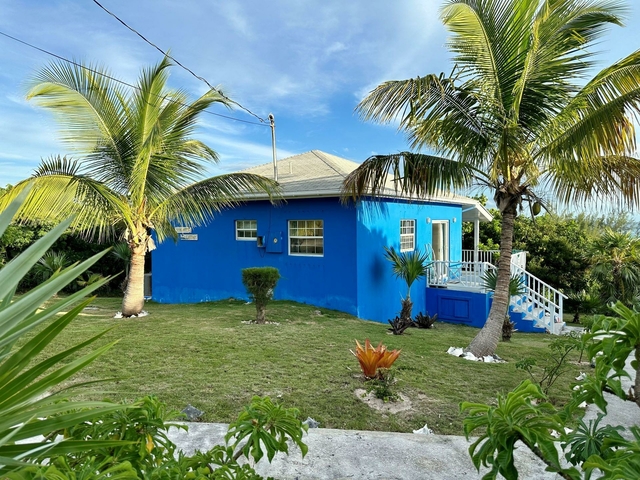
[168,423,561,480]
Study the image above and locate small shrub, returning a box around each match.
[367,368,399,402]
[387,315,414,335]
[515,333,581,395]
[11,395,307,479]
[351,339,401,379]
[241,267,280,324]
[415,311,437,329]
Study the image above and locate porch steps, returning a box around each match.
[510,295,565,335]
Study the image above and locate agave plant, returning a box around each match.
[351,339,401,379]
[0,186,128,472]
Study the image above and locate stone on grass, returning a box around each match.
[447,347,464,356]
[447,347,506,363]
[303,417,320,428]
[181,404,204,421]
[413,424,434,435]
[113,310,148,319]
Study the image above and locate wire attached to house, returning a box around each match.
[91,0,267,124]
[0,29,268,127]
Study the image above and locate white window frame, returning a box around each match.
[400,219,416,252]
[235,220,257,240]
[288,220,324,257]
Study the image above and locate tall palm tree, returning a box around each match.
[342,0,640,356]
[1,57,278,316]
[588,229,640,306]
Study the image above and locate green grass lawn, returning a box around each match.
[51,298,585,435]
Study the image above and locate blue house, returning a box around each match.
[152,150,565,332]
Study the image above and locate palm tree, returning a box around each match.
[383,246,431,322]
[588,229,640,306]
[342,0,640,356]
[1,57,278,316]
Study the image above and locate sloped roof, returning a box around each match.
[242,150,492,222]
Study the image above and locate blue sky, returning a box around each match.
[1,0,639,189]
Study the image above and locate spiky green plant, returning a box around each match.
[383,246,431,321]
[0,57,279,317]
[342,0,640,357]
[0,187,128,472]
[482,269,525,297]
[33,251,71,282]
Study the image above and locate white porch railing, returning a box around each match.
[428,260,495,289]
[428,255,566,334]
[462,249,527,270]
[510,263,567,334]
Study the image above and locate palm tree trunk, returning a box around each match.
[122,244,146,316]
[635,347,640,409]
[466,203,517,357]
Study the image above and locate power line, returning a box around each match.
[0,29,268,127]
[91,0,267,124]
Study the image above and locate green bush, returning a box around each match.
[8,395,307,480]
[241,267,280,324]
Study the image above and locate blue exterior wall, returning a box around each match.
[355,199,463,322]
[425,288,490,328]
[152,197,358,314]
[426,289,547,332]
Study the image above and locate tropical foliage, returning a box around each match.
[342,0,640,356]
[383,246,431,322]
[6,395,307,480]
[462,300,640,479]
[0,57,279,316]
[0,187,128,473]
[588,229,640,307]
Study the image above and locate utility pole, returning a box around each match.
[269,113,277,182]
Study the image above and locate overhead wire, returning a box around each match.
[0,29,268,127]
[91,0,267,124]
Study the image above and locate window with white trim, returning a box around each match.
[400,219,415,252]
[236,220,257,240]
[289,220,324,256]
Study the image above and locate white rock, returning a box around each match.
[413,424,433,435]
[483,356,494,363]
[462,352,478,361]
[575,372,587,381]
[113,312,123,319]
[447,347,464,356]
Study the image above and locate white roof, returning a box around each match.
[242,150,492,222]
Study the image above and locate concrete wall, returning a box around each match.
[152,198,358,314]
[356,199,463,323]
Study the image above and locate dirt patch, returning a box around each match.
[354,388,412,413]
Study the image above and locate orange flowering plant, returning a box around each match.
[351,339,401,379]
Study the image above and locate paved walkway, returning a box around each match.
[168,423,560,479]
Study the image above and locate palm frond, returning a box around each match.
[0,156,126,241]
[341,152,483,202]
[150,173,281,242]
[544,155,640,209]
